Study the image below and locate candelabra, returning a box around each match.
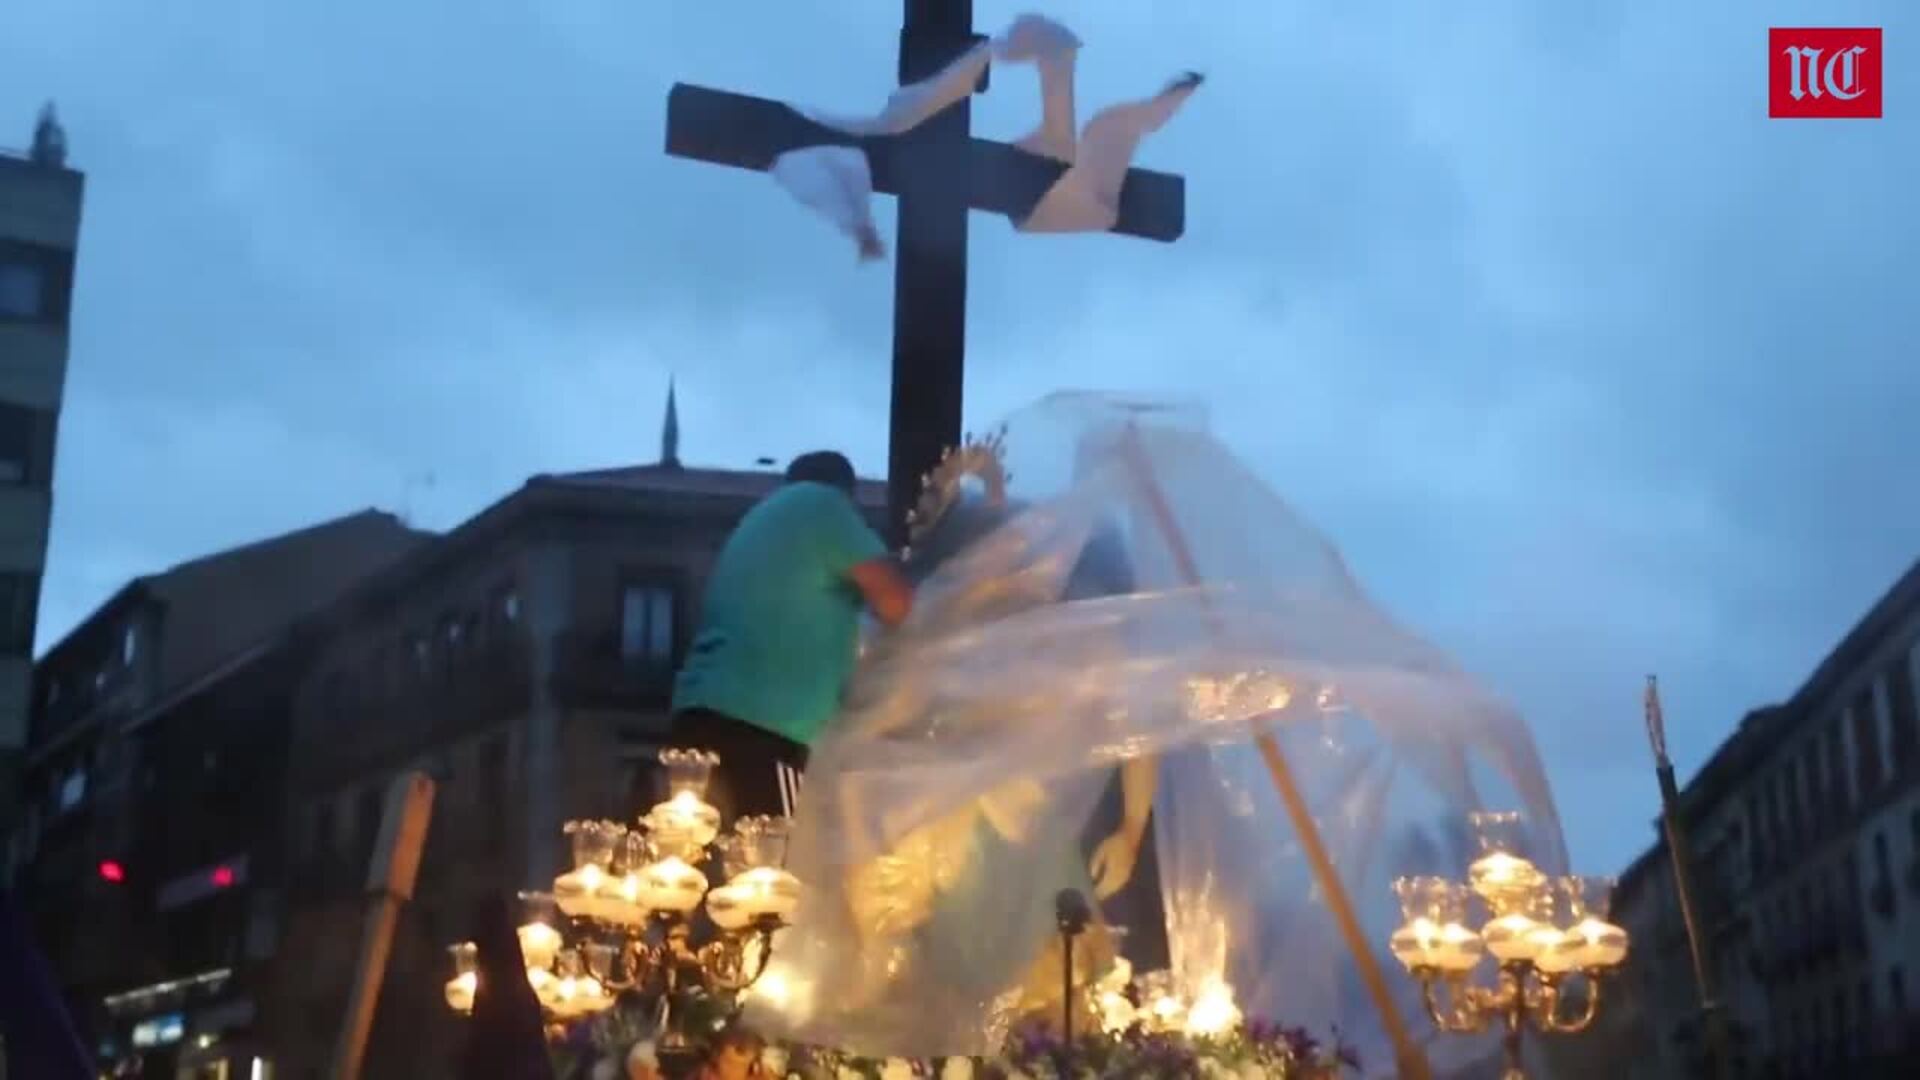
[445,749,800,1078]
[1388,811,1629,1080]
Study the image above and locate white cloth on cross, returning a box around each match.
[770,13,1201,260]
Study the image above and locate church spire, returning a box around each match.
[30,101,67,169]
[660,377,681,468]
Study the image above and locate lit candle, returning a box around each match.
[443,972,476,1013]
[705,883,753,932]
[728,865,801,923]
[517,921,561,970]
[1481,912,1545,964]
[648,791,722,851]
[1568,915,1630,969]
[445,942,479,1013]
[554,862,606,920]
[1432,921,1486,974]
[593,872,648,928]
[638,855,708,914]
[1183,979,1241,1037]
[1389,917,1449,971]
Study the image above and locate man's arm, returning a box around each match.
[848,559,913,627]
[802,483,915,627]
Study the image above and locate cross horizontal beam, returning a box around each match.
[666,83,1186,243]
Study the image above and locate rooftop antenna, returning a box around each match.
[399,472,437,527]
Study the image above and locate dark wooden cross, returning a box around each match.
[665,0,1188,545]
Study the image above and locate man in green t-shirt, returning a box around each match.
[670,451,912,823]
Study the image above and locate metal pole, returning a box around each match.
[1643,677,1732,1080]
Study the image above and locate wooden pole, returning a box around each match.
[328,772,436,1080]
[1116,427,1432,1080]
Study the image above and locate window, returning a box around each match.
[0,402,56,488]
[120,625,138,666]
[1892,966,1907,1015]
[57,767,86,811]
[1854,691,1885,793]
[498,586,521,624]
[619,583,675,663]
[1889,654,1918,765]
[0,262,43,319]
[409,634,431,676]
[0,573,38,654]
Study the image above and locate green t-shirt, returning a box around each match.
[671,481,887,746]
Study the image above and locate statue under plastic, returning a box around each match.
[745,392,1568,1074]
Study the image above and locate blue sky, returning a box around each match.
[3,0,1915,875]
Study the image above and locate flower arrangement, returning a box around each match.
[773,1019,1360,1080]
[551,1006,1358,1080]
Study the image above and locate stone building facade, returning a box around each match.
[10,511,427,1075]
[268,457,883,1078]
[0,103,83,830]
[1607,559,1920,1079]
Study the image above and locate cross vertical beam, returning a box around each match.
[662,0,1188,543]
[887,0,974,548]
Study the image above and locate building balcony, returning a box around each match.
[549,629,675,711]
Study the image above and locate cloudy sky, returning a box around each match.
[4,0,1915,874]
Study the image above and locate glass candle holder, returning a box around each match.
[444,942,478,1013]
[639,850,709,914]
[646,791,722,854]
[517,894,562,971]
[733,815,793,870]
[557,820,624,919]
[705,882,754,932]
[714,833,750,881]
[1467,810,1546,911]
[1391,876,1473,972]
[1563,875,1630,969]
[728,865,801,924]
[1481,886,1553,965]
[660,748,720,800]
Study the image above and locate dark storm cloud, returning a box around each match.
[2,0,1914,872]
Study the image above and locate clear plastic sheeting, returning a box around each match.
[745,392,1567,1071]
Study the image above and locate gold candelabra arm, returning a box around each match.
[599,938,658,993]
[1419,972,1493,1034]
[1535,973,1603,1034]
[697,925,781,994]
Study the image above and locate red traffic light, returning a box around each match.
[98,860,125,883]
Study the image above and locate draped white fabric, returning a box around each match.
[746,392,1567,1072]
[771,14,1202,258]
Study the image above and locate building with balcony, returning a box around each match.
[269,408,884,1078]
[1,102,84,830]
[1609,558,1920,1079]
[10,510,428,1075]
